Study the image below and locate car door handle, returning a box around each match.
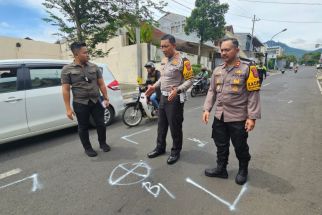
[4,97,23,103]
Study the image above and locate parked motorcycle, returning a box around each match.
[191,76,209,97]
[122,86,158,127]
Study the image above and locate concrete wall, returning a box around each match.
[0,35,149,85]
[60,35,149,84]
[0,36,62,60]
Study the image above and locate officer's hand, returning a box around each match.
[245,119,256,132]
[202,111,210,124]
[66,108,75,120]
[168,87,177,102]
[145,85,155,96]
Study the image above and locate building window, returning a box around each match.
[171,26,176,34]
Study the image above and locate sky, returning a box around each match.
[0,0,322,50]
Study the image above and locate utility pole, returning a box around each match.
[136,0,142,84]
[250,15,260,58]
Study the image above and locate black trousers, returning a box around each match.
[212,116,251,165]
[73,101,106,150]
[156,95,184,155]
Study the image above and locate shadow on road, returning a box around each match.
[249,168,295,194]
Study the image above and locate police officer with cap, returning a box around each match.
[202,38,261,185]
[145,34,193,165]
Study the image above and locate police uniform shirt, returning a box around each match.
[203,60,261,122]
[154,51,193,93]
[61,62,103,105]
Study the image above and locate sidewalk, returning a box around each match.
[316,69,322,93]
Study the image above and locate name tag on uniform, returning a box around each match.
[232,86,239,92]
[233,79,240,84]
[172,59,179,65]
[235,70,242,75]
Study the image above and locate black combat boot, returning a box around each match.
[205,163,228,178]
[235,162,248,185]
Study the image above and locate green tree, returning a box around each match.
[185,0,228,64]
[125,22,154,45]
[43,0,166,57]
[300,52,321,66]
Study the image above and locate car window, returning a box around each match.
[0,68,18,94]
[30,67,62,89]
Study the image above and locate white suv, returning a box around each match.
[0,59,124,144]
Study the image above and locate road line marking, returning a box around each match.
[262,82,271,87]
[186,177,247,211]
[187,106,203,112]
[121,128,151,144]
[268,73,280,77]
[317,79,322,95]
[0,168,22,180]
[288,100,293,104]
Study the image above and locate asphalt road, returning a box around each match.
[0,66,322,215]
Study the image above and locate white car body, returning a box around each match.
[0,59,124,144]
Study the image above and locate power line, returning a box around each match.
[228,12,322,24]
[230,0,252,16]
[168,0,193,11]
[261,19,322,24]
[236,0,322,5]
[179,0,195,8]
[228,13,252,19]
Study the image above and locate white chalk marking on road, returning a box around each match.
[158,183,176,199]
[141,182,176,199]
[0,173,42,192]
[142,182,161,198]
[109,161,151,186]
[262,82,271,87]
[187,138,208,147]
[288,100,293,104]
[186,177,247,211]
[317,79,322,95]
[121,128,151,144]
[0,168,22,180]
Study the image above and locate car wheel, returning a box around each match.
[90,106,115,127]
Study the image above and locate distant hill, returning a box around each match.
[265,40,322,58]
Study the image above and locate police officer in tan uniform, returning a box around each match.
[202,38,261,185]
[146,34,193,165]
